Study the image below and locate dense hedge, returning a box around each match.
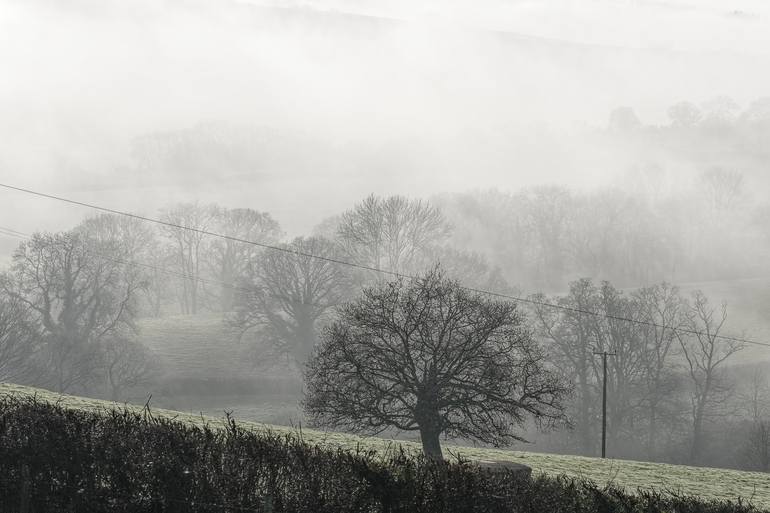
[0,395,763,513]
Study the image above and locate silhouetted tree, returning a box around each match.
[232,237,351,367]
[677,291,743,464]
[2,232,143,393]
[633,283,685,459]
[531,279,600,455]
[103,335,156,401]
[159,202,219,314]
[75,213,161,317]
[304,267,568,460]
[208,208,282,311]
[0,292,41,384]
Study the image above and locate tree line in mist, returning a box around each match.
[0,188,768,472]
[436,169,767,291]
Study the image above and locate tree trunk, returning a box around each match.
[578,368,593,455]
[419,425,443,461]
[647,407,657,459]
[690,403,705,464]
[293,309,317,365]
[416,398,443,461]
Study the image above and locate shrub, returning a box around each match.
[0,395,764,513]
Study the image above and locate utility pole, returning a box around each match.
[593,350,616,459]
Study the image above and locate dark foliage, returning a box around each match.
[0,395,764,513]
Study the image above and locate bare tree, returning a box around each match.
[676,291,743,464]
[337,194,450,275]
[232,236,351,367]
[699,167,744,215]
[521,187,572,290]
[0,292,41,384]
[594,282,649,448]
[305,267,568,460]
[740,365,770,422]
[208,208,282,311]
[531,279,600,455]
[103,335,156,401]
[76,213,156,255]
[742,419,770,472]
[633,283,685,459]
[2,232,142,393]
[420,246,512,293]
[159,202,219,314]
[533,279,654,457]
[75,213,163,317]
[667,101,702,128]
[735,365,770,471]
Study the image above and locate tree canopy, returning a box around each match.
[304,267,568,459]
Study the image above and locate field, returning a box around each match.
[2,382,769,508]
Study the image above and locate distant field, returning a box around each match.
[137,278,770,386]
[2,382,769,508]
[136,314,299,395]
[137,314,264,380]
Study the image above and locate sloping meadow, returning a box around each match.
[0,383,767,512]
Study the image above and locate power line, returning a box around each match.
[0,226,251,294]
[0,182,408,278]
[1,182,768,349]
[477,287,770,348]
[0,225,327,309]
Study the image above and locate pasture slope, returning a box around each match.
[1,383,768,508]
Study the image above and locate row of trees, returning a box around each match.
[435,168,766,291]
[530,279,745,466]
[0,194,508,395]
[299,267,758,468]
[0,192,761,469]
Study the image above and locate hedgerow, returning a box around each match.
[0,395,763,513]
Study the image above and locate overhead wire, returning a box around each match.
[1,182,768,348]
[0,224,326,309]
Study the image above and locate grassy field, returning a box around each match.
[2,382,769,508]
[137,314,270,380]
[135,314,300,399]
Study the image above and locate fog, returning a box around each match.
[3,0,770,474]
[3,0,770,237]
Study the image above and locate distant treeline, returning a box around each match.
[0,394,764,513]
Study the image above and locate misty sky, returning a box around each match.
[2,0,770,238]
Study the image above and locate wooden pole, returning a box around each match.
[593,350,616,459]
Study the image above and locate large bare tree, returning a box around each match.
[75,213,162,316]
[676,291,743,464]
[304,267,568,460]
[530,279,601,455]
[532,279,653,456]
[159,202,219,314]
[633,283,685,459]
[208,208,282,312]
[594,282,648,447]
[232,236,352,367]
[2,232,143,393]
